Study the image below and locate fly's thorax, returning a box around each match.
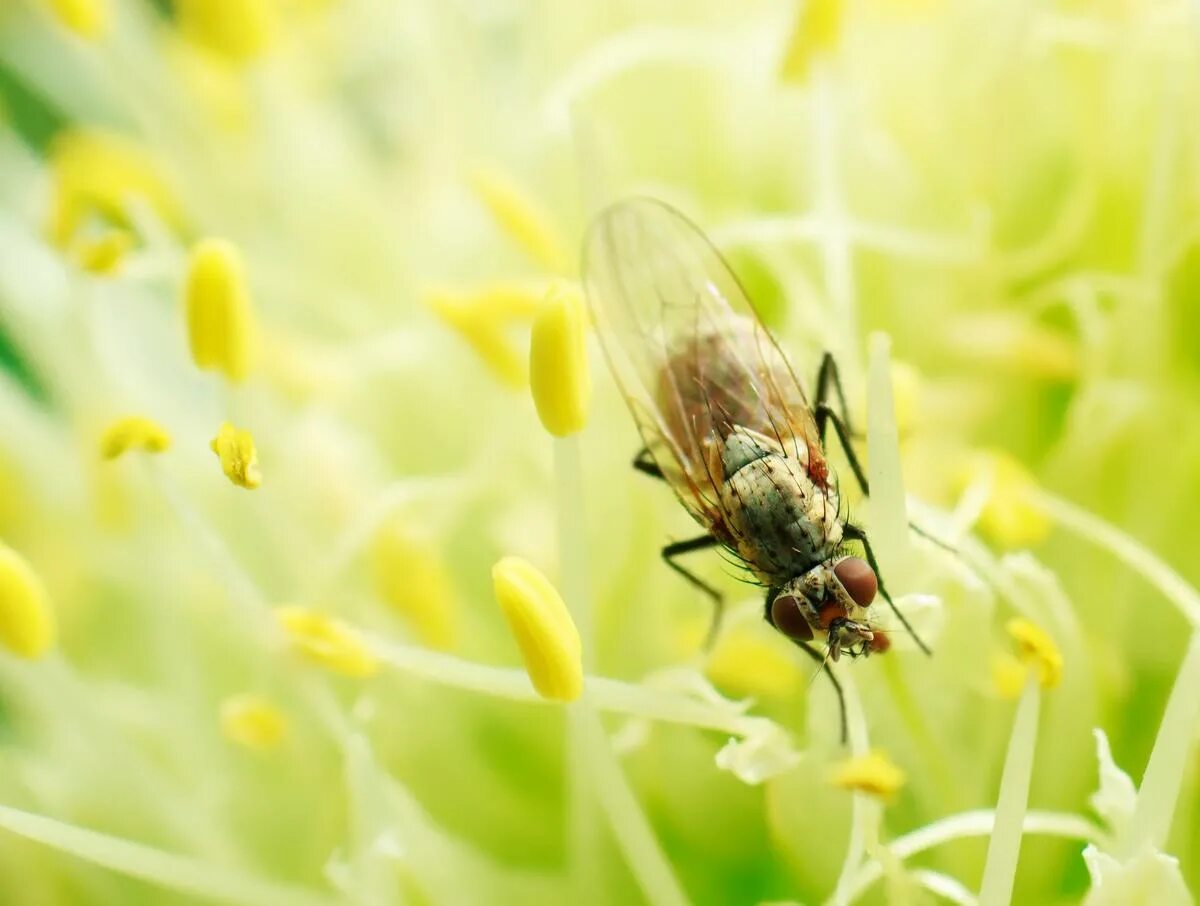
[714,428,841,581]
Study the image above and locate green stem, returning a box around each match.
[578,707,690,906]
[1118,631,1200,858]
[866,333,910,590]
[1035,492,1200,627]
[837,809,1103,904]
[555,436,600,903]
[0,805,335,906]
[978,678,1041,906]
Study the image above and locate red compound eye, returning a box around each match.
[770,595,813,641]
[834,557,878,607]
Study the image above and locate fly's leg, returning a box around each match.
[843,523,932,656]
[662,535,725,649]
[634,451,726,647]
[813,354,873,494]
[815,356,956,551]
[796,639,849,745]
[816,403,871,496]
[814,352,856,437]
[632,447,664,480]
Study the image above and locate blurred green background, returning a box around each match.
[0,0,1197,903]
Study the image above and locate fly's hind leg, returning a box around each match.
[815,355,951,550]
[813,353,872,496]
[815,352,856,437]
[662,535,724,650]
[843,523,932,656]
[633,447,664,480]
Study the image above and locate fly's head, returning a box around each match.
[768,555,886,660]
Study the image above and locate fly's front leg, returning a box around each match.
[843,523,932,656]
[662,534,724,649]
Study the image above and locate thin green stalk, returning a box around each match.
[578,706,690,906]
[830,673,873,906]
[555,435,601,903]
[1118,631,1200,858]
[866,333,910,589]
[978,678,1041,906]
[1035,491,1200,627]
[841,810,1103,903]
[0,805,335,906]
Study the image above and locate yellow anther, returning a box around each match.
[530,285,591,437]
[469,168,570,274]
[425,284,546,388]
[76,230,133,275]
[830,749,907,802]
[166,40,251,132]
[0,543,55,659]
[1006,618,1063,690]
[210,422,262,490]
[47,129,180,248]
[185,239,256,382]
[961,450,1051,548]
[100,416,172,461]
[45,0,108,39]
[369,522,458,651]
[991,651,1030,700]
[780,0,843,83]
[219,694,288,751]
[176,0,276,62]
[492,556,582,702]
[705,628,803,698]
[276,607,379,678]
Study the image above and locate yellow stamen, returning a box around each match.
[210,422,262,490]
[830,749,907,802]
[47,129,181,248]
[960,450,1051,548]
[166,40,251,133]
[176,0,276,62]
[469,168,570,274]
[99,416,172,460]
[44,0,108,39]
[369,522,458,651]
[219,694,288,751]
[76,230,134,275]
[991,651,1031,700]
[276,607,379,678]
[492,556,582,702]
[425,283,547,388]
[0,543,55,659]
[1006,618,1063,690]
[705,627,803,699]
[529,285,591,437]
[185,239,256,382]
[780,0,843,83]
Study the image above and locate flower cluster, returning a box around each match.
[0,1,1195,903]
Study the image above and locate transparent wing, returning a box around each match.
[582,197,825,536]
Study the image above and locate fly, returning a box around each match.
[581,198,930,741]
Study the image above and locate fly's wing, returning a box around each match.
[582,197,825,535]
